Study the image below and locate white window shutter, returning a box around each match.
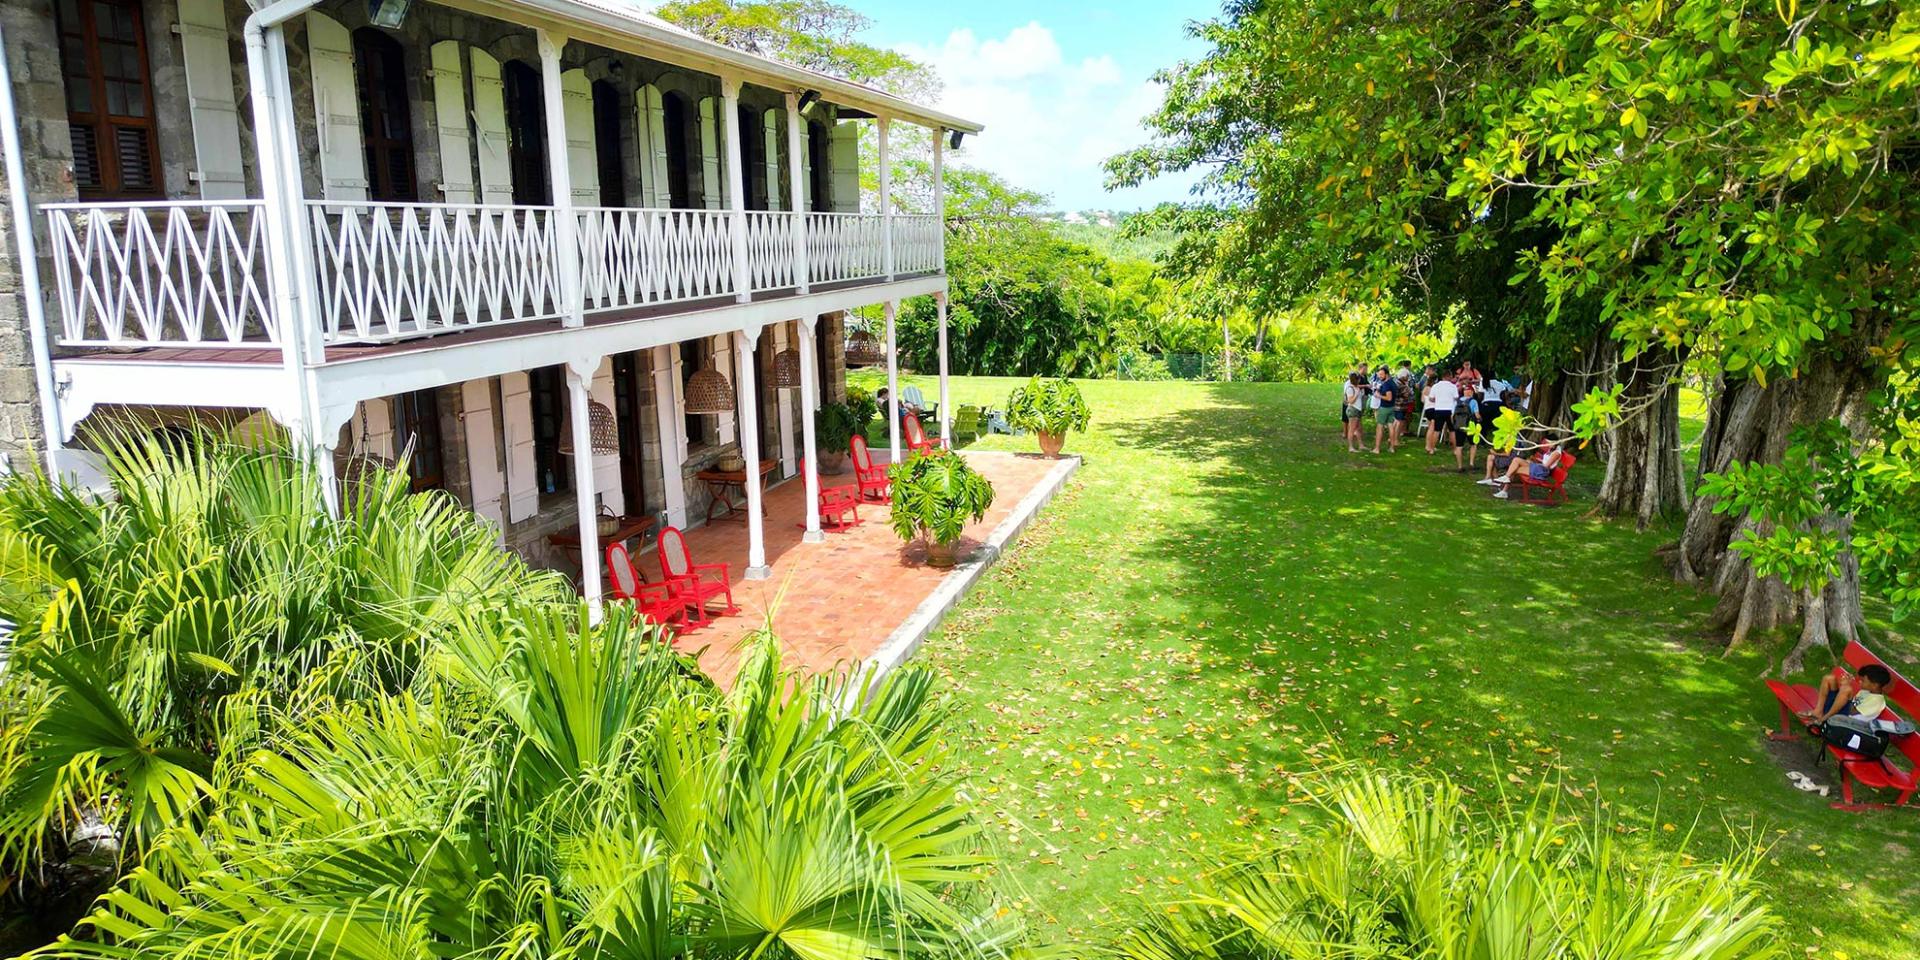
[636,84,670,207]
[561,70,599,206]
[306,13,367,201]
[652,345,688,526]
[470,50,514,205]
[713,334,735,445]
[762,109,782,211]
[699,96,722,210]
[774,322,796,474]
[430,41,475,203]
[799,121,812,211]
[460,378,505,538]
[829,121,859,213]
[589,359,624,514]
[356,398,394,461]
[501,372,538,522]
[176,0,245,199]
[669,346,689,465]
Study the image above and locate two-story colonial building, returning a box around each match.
[0,0,976,602]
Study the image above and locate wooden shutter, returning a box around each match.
[429,41,474,203]
[469,49,513,205]
[589,359,624,514]
[460,378,505,539]
[651,345,688,525]
[698,96,722,210]
[635,84,669,207]
[799,121,812,211]
[762,109,782,211]
[713,334,736,445]
[55,0,164,198]
[829,120,859,213]
[669,345,689,464]
[306,13,367,200]
[774,322,796,474]
[501,371,538,522]
[176,0,245,199]
[561,69,598,206]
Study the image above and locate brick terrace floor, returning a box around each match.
[632,450,1062,685]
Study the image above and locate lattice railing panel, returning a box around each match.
[579,207,737,312]
[743,211,798,292]
[308,201,563,342]
[805,213,886,285]
[891,214,943,275]
[45,200,278,346]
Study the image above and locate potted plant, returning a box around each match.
[1005,376,1091,457]
[814,402,858,473]
[886,450,994,568]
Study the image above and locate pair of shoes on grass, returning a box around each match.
[1476,478,1497,486]
[1787,770,1830,798]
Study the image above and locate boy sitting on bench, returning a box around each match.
[1802,664,1893,726]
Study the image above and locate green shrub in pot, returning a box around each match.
[886,450,995,567]
[814,402,859,471]
[1005,376,1091,457]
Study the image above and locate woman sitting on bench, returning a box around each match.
[1490,441,1565,500]
[1802,664,1892,726]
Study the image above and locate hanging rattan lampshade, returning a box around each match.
[556,398,620,456]
[773,347,803,388]
[684,364,736,414]
[845,328,884,367]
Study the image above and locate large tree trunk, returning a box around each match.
[1589,343,1689,527]
[1669,348,1876,661]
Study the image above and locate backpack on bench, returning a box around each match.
[1818,715,1898,760]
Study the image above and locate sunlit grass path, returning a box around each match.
[870,376,1916,959]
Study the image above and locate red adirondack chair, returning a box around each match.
[1519,453,1576,504]
[902,415,945,456]
[606,542,687,631]
[849,435,890,503]
[798,459,863,530]
[655,525,737,626]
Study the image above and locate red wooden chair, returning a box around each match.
[1519,453,1576,504]
[798,459,862,530]
[902,415,946,456]
[606,542,687,631]
[848,435,890,503]
[655,525,736,626]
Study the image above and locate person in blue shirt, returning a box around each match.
[1371,365,1400,453]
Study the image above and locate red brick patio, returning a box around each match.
[630,450,1064,685]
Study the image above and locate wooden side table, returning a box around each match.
[696,459,777,522]
[548,515,658,582]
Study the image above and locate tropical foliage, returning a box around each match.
[1112,771,1783,960]
[1004,378,1091,438]
[814,400,863,454]
[885,452,995,548]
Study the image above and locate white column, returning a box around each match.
[537,29,583,327]
[885,299,900,464]
[932,125,946,271]
[799,316,823,542]
[736,328,770,578]
[878,116,893,280]
[565,360,604,620]
[722,76,752,303]
[936,292,951,445]
[314,441,339,516]
[785,92,810,294]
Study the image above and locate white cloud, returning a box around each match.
[898,22,1197,211]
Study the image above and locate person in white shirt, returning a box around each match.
[1424,375,1460,457]
[1474,376,1512,469]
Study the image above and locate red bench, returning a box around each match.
[1518,453,1576,504]
[1764,640,1920,810]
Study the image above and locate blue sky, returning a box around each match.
[848,0,1220,212]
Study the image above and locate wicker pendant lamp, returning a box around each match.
[845,328,884,367]
[773,347,803,388]
[556,398,621,456]
[684,363,736,414]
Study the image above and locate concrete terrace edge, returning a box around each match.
[858,452,1081,687]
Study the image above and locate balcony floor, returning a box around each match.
[631,449,1068,687]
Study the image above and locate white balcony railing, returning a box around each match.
[892,214,942,275]
[44,201,940,349]
[45,200,278,347]
[807,212,887,285]
[579,206,736,313]
[307,201,564,343]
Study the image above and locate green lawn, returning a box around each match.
[856,374,1916,959]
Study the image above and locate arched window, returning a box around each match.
[591,80,626,207]
[661,91,693,209]
[501,60,549,205]
[55,0,163,199]
[808,120,832,212]
[352,28,416,202]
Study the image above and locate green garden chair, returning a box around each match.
[951,405,983,446]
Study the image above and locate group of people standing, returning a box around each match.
[1340,360,1529,470]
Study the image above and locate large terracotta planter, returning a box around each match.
[1037,431,1067,457]
[925,538,957,569]
[818,450,850,475]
